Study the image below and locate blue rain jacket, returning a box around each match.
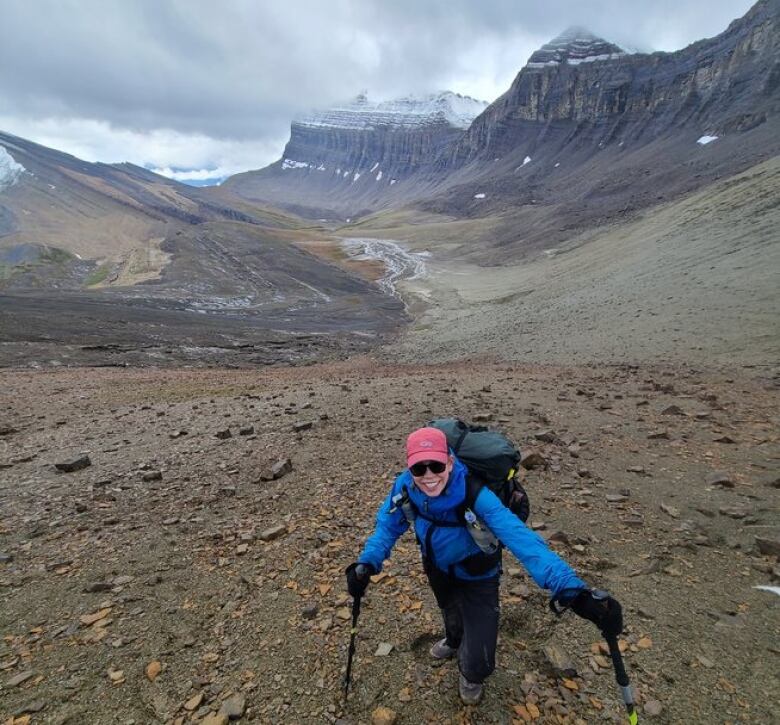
[358,457,586,596]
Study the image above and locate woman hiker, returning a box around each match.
[346,426,623,705]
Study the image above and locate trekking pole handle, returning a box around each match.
[355,564,369,580]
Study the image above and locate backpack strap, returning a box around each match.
[390,486,418,524]
[457,472,501,555]
[457,472,486,520]
[452,422,470,455]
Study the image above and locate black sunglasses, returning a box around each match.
[410,460,447,476]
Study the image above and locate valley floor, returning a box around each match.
[382,157,780,370]
[1,361,778,724]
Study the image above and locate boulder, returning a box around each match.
[661,405,685,415]
[534,429,557,443]
[55,454,91,473]
[259,458,293,482]
[371,707,398,725]
[218,694,246,720]
[259,524,288,542]
[706,471,734,488]
[755,537,780,558]
[520,451,547,470]
[543,645,577,677]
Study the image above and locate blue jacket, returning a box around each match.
[359,457,586,596]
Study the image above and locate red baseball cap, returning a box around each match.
[406,427,449,467]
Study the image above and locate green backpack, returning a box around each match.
[427,418,530,522]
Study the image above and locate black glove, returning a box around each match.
[345,562,375,599]
[563,589,623,637]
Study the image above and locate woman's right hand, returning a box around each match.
[345,562,375,598]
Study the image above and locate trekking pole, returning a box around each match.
[342,565,367,700]
[604,633,638,725]
[550,594,637,723]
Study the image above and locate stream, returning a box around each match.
[341,237,430,298]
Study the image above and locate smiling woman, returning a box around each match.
[407,427,452,497]
[346,423,622,705]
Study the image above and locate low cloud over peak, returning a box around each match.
[0,0,756,180]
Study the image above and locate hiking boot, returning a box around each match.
[429,638,457,660]
[458,674,484,705]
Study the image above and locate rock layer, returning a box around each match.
[223,92,487,218]
[226,0,780,242]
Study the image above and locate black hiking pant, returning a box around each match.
[425,566,500,684]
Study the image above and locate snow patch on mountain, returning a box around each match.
[297,91,488,132]
[0,146,25,191]
[282,158,310,170]
[697,135,719,145]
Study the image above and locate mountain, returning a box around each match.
[222,91,487,219]
[525,26,627,67]
[444,0,779,167]
[0,132,404,366]
[225,0,780,264]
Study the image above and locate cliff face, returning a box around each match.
[446,0,779,165]
[222,92,486,218]
[224,0,780,234]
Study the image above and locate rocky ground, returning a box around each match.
[375,157,780,370]
[1,360,778,724]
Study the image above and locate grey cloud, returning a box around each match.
[0,0,757,168]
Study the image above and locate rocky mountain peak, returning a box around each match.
[295,91,488,132]
[527,26,626,68]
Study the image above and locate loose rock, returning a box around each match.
[706,471,734,488]
[201,714,229,725]
[55,454,91,473]
[520,451,547,470]
[371,706,398,725]
[218,694,246,720]
[534,429,557,443]
[259,523,288,541]
[6,670,34,687]
[259,458,293,482]
[543,645,577,677]
[755,537,780,558]
[662,405,684,416]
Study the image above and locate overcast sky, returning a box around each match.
[0,0,755,182]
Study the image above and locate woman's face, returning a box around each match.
[410,456,453,497]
